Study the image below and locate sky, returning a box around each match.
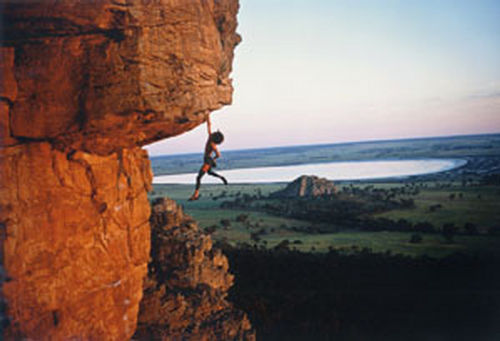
[146,0,500,156]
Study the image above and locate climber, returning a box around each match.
[189,113,227,201]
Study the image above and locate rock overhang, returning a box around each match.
[2,0,241,154]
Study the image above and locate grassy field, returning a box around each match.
[150,181,500,259]
[375,184,500,229]
[149,134,500,259]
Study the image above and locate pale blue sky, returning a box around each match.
[146,0,500,156]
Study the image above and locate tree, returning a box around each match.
[409,233,423,244]
[236,214,249,223]
[464,222,478,235]
[274,239,290,251]
[220,219,231,228]
[397,219,413,231]
[414,221,436,233]
[442,223,458,243]
[204,225,218,235]
[250,232,261,243]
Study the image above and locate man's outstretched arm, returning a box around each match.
[206,113,212,135]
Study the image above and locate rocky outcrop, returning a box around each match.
[135,198,255,340]
[272,175,337,198]
[0,0,242,339]
[2,0,240,154]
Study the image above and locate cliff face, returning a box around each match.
[0,143,152,339]
[135,198,254,340]
[2,0,240,154]
[0,0,242,339]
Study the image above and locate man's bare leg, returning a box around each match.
[207,169,228,185]
[189,164,210,201]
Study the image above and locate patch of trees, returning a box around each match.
[220,219,231,229]
[429,204,443,212]
[235,214,249,223]
[223,193,415,229]
[220,244,500,341]
[442,223,458,243]
[414,221,436,233]
[250,228,267,243]
[222,183,419,214]
[221,192,494,237]
[340,184,420,199]
[464,222,478,235]
[481,173,500,185]
[203,224,218,234]
[363,219,488,238]
[409,233,423,243]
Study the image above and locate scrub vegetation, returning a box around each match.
[149,134,500,339]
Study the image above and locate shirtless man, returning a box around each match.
[189,115,227,201]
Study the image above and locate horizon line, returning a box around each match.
[148,132,500,158]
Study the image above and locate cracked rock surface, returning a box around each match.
[2,0,240,154]
[0,143,152,339]
[0,0,243,339]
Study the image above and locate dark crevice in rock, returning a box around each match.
[2,16,126,45]
[0,97,14,108]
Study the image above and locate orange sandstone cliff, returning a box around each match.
[0,0,249,339]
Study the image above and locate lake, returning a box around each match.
[153,159,467,184]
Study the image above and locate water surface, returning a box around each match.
[153,159,467,184]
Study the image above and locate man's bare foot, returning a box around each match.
[188,193,200,201]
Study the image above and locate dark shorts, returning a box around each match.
[204,156,216,168]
